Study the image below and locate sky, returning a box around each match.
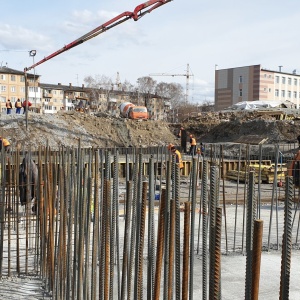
[1,0,300,104]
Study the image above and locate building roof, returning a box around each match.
[0,66,37,77]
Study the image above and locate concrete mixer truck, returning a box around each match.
[119,102,149,120]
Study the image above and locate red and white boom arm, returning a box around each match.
[24,0,171,72]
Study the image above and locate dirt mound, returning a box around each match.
[0,112,177,150]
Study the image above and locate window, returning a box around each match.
[0,96,6,102]
[239,89,242,96]
[11,97,16,102]
[20,87,25,93]
[20,76,25,82]
[1,85,6,92]
[263,87,267,92]
[275,76,279,83]
[10,75,16,81]
[264,74,267,78]
[269,88,271,92]
[0,75,6,80]
[282,77,286,84]
[275,89,279,97]
[288,78,291,85]
[281,90,285,97]
[11,86,16,92]
[288,91,291,98]
[294,91,297,98]
[239,76,243,83]
[294,78,298,85]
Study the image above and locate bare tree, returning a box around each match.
[137,76,157,94]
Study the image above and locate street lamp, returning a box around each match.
[29,50,37,112]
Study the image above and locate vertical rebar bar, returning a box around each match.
[251,219,263,300]
[245,171,256,300]
[279,176,293,300]
[182,201,191,300]
[202,159,208,300]
[154,188,166,299]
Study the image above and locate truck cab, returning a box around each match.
[128,106,149,119]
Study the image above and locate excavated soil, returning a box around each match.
[0,110,300,150]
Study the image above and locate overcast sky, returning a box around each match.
[1,0,300,103]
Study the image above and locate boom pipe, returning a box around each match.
[24,0,171,72]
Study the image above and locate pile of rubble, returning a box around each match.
[180,110,300,144]
[0,111,176,150]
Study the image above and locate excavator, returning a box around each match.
[24,0,172,72]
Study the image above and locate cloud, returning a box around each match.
[0,24,52,51]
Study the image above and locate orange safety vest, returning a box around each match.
[191,138,196,146]
[174,150,184,169]
[2,138,10,146]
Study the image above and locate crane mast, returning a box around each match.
[149,63,193,104]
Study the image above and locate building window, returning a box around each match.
[239,76,243,83]
[269,75,272,78]
[288,91,291,98]
[264,74,267,78]
[294,91,297,98]
[239,89,242,96]
[275,76,279,83]
[11,97,16,102]
[288,78,291,85]
[275,89,279,97]
[269,88,271,92]
[281,90,285,97]
[0,96,6,102]
[20,76,25,82]
[20,87,25,93]
[1,85,6,92]
[294,78,298,85]
[11,86,16,92]
[0,75,6,80]
[282,77,286,84]
[263,87,267,92]
[10,75,16,81]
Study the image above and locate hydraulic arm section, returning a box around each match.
[24,0,172,72]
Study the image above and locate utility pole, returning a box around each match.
[149,63,193,104]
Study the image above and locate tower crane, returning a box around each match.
[149,63,193,104]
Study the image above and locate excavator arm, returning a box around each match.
[24,0,172,72]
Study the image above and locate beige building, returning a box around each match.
[0,66,40,112]
[215,64,300,111]
[0,66,169,118]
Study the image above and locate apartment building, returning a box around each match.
[0,66,169,119]
[215,64,300,111]
[0,66,40,112]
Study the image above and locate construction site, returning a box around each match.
[2,1,300,300]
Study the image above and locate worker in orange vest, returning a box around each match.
[0,137,11,153]
[189,134,196,156]
[170,146,184,170]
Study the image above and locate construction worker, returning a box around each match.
[6,99,12,114]
[167,143,174,151]
[189,134,196,156]
[170,145,184,170]
[15,98,22,114]
[0,137,11,153]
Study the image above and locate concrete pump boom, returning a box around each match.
[24,0,171,72]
